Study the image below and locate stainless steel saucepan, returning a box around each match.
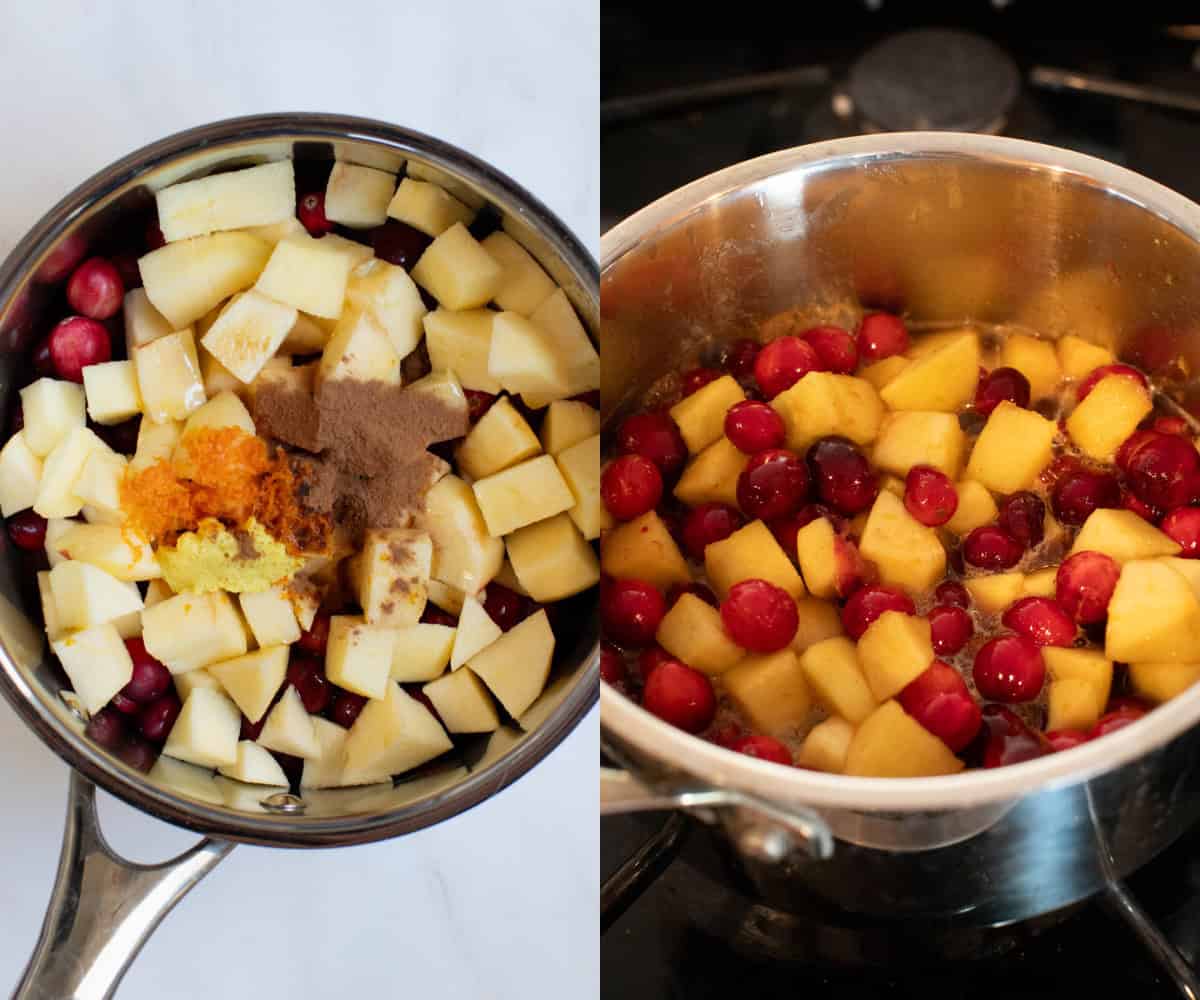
[0,113,598,999]
[600,133,1200,930]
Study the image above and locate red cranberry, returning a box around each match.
[1116,429,1160,472]
[95,417,139,457]
[85,708,127,750]
[1077,363,1147,402]
[1124,432,1200,510]
[600,642,627,688]
[602,454,663,520]
[934,581,971,608]
[730,734,793,765]
[737,448,809,521]
[806,436,879,516]
[1122,490,1163,523]
[297,613,330,656]
[1052,471,1120,526]
[974,367,1031,415]
[329,690,367,728]
[6,510,47,551]
[1089,703,1149,740]
[144,218,165,251]
[997,492,1046,547]
[1045,730,1091,752]
[681,367,721,396]
[111,692,140,715]
[711,723,745,748]
[601,578,667,647]
[642,660,716,733]
[963,525,1025,570]
[928,605,973,656]
[1001,597,1077,647]
[722,338,760,380]
[637,645,674,680]
[287,656,331,714]
[680,502,744,559]
[973,635,1045,702]
[1042,454,1085,488]
[904,465,958,527]
[720,579,798,652]
[464,389,497,422]
[979,704,1048,768]
[841,585,915,640]
[1055,550,1120,625]
[767,510,808,558]
[117,738,157,772]
[31,337,55,376]
[753,336,821,399]
[297,192,335,236]
[66,258,124,320]
[856,312,909,361]
[47,316,111,383]
[137,693,182,743]
[801,325,858,374]
[666,581,719,608]
[120,638,171,703]
[725,400,786,454]
[240,714,266,741]
[422,606,458,627]
[483,583,529,630]
[111,252,141,290]
[370,220,432,269]
[898,661,982,752]
[1162,506,1200,556]
[1154,415,1190,436]
[616,411,688,481]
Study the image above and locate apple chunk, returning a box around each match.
[555,434,608,541]
[324,162,396,228]
[721,649,810,735]
[348,528,432,629]
[35,426,112,519]
[254,232,359,319]
[55,523,160,581]
[325,615,399,700]
[450,595,502,669]
[705,519,806,600]
[965,401,1057,494]
[422,308,501,393]
[134,328,207,423]
[162,687,241,768]
[199,289,297,384]
[342,682,453,784]
[423,668,501,733]
[345,257,427,360]
[237,587,300,648]
[456,396,541,480]
[217,741,290,786]
[1106,559,1200,663]
[858,490,946,594]
[425,475,504,595]
[49,560,143,630]
[798,636,877,723]
[467,609,556,718]
[139,232,272,329]
[1070,509,1180,564]
[673,437,748,508]
[880,331,979,412]
[207,645,289,724]
[472,454,575,537]
[505,512,599,602]
[523,289,599,407]
[1066,375,1153,462]
[480,232,555,316]
[844,701,964,777]
[488,311,571,400]
[669,375,745,454]
[797,717,855,773]
[52,624,133,714]
[156,160,295,242]
[0,431,42,517]
[600,511,691,593]
[390,623,456,682]
[541,400,600,455]
[412,222,502,310]
[318,307,401,385]
[857,611,934,701]
[387,178,475,236]
[141,591,248,674]
[655,592,744,676]
[19,377,85,458]
[257,685,320,759]
[82,360,142,425]
[770,372,882,452]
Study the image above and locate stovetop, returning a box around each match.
[601,24,1200,999]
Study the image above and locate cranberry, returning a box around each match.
[111,252,141,290]
[422,606,458,627]
[370,219,432,269]
[601,454,663,520]
[483,583,529,630]
[1055,550,1120,625]
[637,645,674,680]
[144,218,165,251]
[84,708,127,750]
[297,191,335,236]
[37,231,89,283]
[616,411,688,481]
[1154,415,1190,436]
[904,465,958,527]
[6,510,47,551]
[963,525,1025,570]
[722,338,761,380]
[841,585,915,640]
[46,316,111,383]
[1045,729,1091,752]
[856,312,909,361]
[681,367,721,396]
[600,642,627,687]
[801,325,858,374]
[66,258,124,320]
[979,704,1048,768]
[973,635,1045,702]
[31,337,55,376]
[1001,597,1077,647]
[1162,506,1200,557]
[329,690,367,728]
[898,661,982,752]
[725,400,786,454]
[711,723,744,748]
[1052,471,1119,526]
[137,693,182,743]
[297,612,331,656]
[120,638,171,703]
[666,581,718,608]
[240,714,266,741]
[720,579,798,652]
[118,738,157,773]
[1124,432,1200,510]
[806,436,879,516]
[934,581,971,608]
[111,692,140,715]
[680,502,744,559]
[95,417,139,457]
[730,734,793,765]
[287,656,331,714]
[974,367,1031,416]
[737,448,809,521]
[997,492,1046,548]
[601,578,666,647]
[1116,429,1160,472]
[464,389,497,422]
[642,660,716,733]
[928,605,973,656]
[767,510,806,558]
[753,336,821,399]
[1122,490,1163,523]
[1077,363,1147,402]
[1089,703,1149,740]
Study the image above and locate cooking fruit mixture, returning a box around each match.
[1,156,600,802]
[600,314,1200,776]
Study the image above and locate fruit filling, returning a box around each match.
[601,317,1197,776]
[2,156,599,802]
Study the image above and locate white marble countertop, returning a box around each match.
[0,2,598,997]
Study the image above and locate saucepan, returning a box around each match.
[600,132,1200,930]
[0,113,598,999]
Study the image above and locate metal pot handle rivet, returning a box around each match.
[13,770,234,1000]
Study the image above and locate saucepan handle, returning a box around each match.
[13,771,234,1000]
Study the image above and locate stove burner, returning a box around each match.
[848,29,1020,133]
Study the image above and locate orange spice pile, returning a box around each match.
[120,427,331,554]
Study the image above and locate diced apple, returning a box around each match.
[49,558,142,631]
[1048,679,1106,733]
[880,331,980,412]
[111,611,142,640]
[174,667,220,701]
[162,687,241,768]
[798,636,877,724]
[324,162,396,228]
[391,623,456,682]
[844,700,964,776]
[965,401,1058,493]
[199,346,242,400]
[256,685,320,759]
[129,417,182,473]
[217,741,290,786]
[55,523,159,581]
[1070,509,1181,564]
[156,160,294,242]
[506,512,600,602]
[456,396,540,479]
[655,592,744,675]
[207,646,289,724]
[317,307,401,385]
[467,609,555,717]
[34,426,112,519]
[1022,567,1060,598]
[449,595,502,669]
[472,454,575,536]
[488,311,570,400]
[387,177,475,236]
[859,355,909,390]
[1066,375,1153,462]
[797,717,855,773]
[241,216,306,247]
[1000,333,1061,399]
[480,232,556,316]
[142,591,248,674]
[52,623,133,714]
[770,372,883,452]
[858,490,946,594]
[673,437,748,508]
[253,233,357,319]
[82,361,142,425]
[422,309,501,393]
[858,610,935,701]
[524,289,599,407]
[148,756,222,803]
[412,222,502,310]
[494,559,529,596]
[279,312,332,355]
[236,587,300,648]
[792,597,844,653]
[881,475,904,497]
[945,480,998,536]
[324,615,398,700]
[134,328,207,423]
[198,289,297,384]
[1057,335,1116,379]
[669,375,745,454]
[74,450,125,524]
[1107,560,1200,663]
[541,400,600,455]
[405,370,468,432]
[344,257,427,360]
[140,232,271,328]
[300,717,353,789]
[907,330,971,359]
[19,378,85,457]
[796,517,863,600]
[705,519,806,600]
[406,159,485,209]
[1161,557,1200,600]
[872,411,966,479]
[965,572,1025,613]
[722,649,810,734]
[37,571,63,640]
[123,288,173,355]
[348,528,431,629]
[43,518,74,567]
[0,431,42,516]
[423,668,500,733]
[600,510,691,593]
[317,233,375,269]
[425,475,504,595]
[1044,647,1112,731]
[342,682,453,784]
[1129,662,1200,703]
